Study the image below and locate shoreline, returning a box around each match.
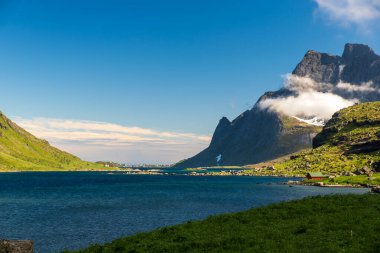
[0,169,119,173]
[1,169,378,190]
[286,180,380,191]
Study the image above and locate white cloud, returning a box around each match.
[283,74,333,92]
[258,74,358,120]
[11,117,211,165]
[314,0,380,30]
[337,80,380,93]
[259,91,356,120]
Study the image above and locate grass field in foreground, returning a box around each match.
[67,194,380,253]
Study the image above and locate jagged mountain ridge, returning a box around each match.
[175,43,380,168]
[294,44,380,86]
[293,43,380,101]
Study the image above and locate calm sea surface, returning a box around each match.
[0,172,369,252]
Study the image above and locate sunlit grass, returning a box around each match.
[67,194,380,253]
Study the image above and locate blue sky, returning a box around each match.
[0,0,380,164]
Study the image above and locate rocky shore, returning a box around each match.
[286,179,380,193]
[0,240,33,253]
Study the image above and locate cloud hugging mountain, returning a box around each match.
[175,43,380,168]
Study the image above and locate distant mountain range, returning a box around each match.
[0,112,100,171]
[175,43,380,168]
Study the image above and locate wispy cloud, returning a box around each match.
[314,0,380,31]
[11,117,211,165]
[337,81,380,93]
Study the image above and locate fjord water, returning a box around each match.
[0,173,369,252]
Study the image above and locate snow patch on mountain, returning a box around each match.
[339,65,345,76]
[292,116,325,127]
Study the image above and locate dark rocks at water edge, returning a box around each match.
[0,240,33,253]
[175,43,380,168]
[372,186,380,193]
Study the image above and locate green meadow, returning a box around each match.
[68,194,380,253]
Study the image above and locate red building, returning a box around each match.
[306,172,329,180]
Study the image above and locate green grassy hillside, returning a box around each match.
[0,112,102,171]
[271,102,380,176]
[67,194,380,253]
[277,114,322,152]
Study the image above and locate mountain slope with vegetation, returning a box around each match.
[0,112,102,171]
[68,194,380,253]
[272,102,380,176]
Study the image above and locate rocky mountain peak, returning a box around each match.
[340,44,380,85]
[219,116,231,125]
[292,49,341,84]
[209,116,232,146]
[342,43,376,61]
[293,43,380,86]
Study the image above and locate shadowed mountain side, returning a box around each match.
[175,103,320,168]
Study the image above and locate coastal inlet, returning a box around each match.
[0,172,369,252]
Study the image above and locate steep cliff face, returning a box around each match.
[175,44,380,168]
[293,44,380,85]
[293,50,341,84]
